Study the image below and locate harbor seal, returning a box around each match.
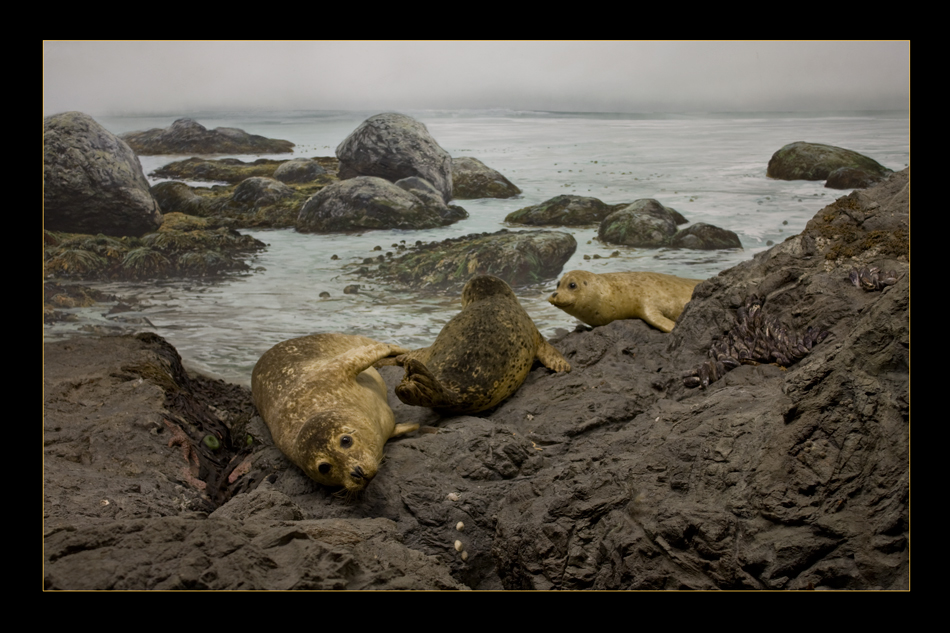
[251,333,418,493]
[549,269,702,332]
[380,275,571,414]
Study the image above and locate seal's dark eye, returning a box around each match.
[340,435,353,448]
[569,282,577,289]
[318,462,331,474]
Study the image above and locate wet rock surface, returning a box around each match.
[44,169,908,590]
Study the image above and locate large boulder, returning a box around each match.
[297,176,465,233]
[506,194,617,226]
[452,157,521,199]
[44,111,163,237]
[336,113,454,203]
[766,141,892,184]
[120,118,294,155]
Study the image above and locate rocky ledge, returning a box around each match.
[43,169,908,590]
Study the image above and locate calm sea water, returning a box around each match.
[44,109,909,384]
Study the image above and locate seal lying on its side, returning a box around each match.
[252,333,418,493]
[549,269,702,333]
[380,275,571,414]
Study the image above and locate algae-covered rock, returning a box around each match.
[452,156,521,199]
[766,141,892,183]
[336,113,454,203]
[367,229,576,290]
[297,176,466,233]
[120,118,294,155]
[44,111,164,237]
[506,194,617,226]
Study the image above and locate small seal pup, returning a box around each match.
[549,269,702,333]
[380,275,571,414]
[251,333,418,493]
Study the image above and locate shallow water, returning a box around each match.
[44,109,909,384]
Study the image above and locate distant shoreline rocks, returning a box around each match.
[766,141,892,189]
[120,118,294,155]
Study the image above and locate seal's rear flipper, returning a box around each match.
[395,359,459,409]
[536,340,571,373]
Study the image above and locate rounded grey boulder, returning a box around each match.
[44,111,163,237]
[336,113,454,203]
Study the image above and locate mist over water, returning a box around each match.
[44,109,909,385]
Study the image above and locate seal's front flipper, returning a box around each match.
[391,422,420,437]
[395,359,459,409]
[341,343,412,376]
[536,339,571,373]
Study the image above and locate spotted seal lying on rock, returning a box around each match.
[380,275,571,414]
[549,269,702,333]
[251,333,417,493]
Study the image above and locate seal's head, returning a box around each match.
[548,270,595,311]
[461,274,517,307]
[295,409,387,493]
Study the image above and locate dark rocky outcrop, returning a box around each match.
[366,229,577,290]
[766,141,892,187]
[670,222,742,250]
[336,113,454,203]
[452,157,521,199]
[120,118,294,155]
[151,156,338,184]
[43,169,909,590]
[44,111,163,237]
[506,194,619,226]
[296,176,466,233]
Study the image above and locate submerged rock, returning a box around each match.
[452,156,521,199]
[120,118,294,155]
[766,141,892,185]
[670,222,742,250]
[336,113,454,203]
[44,111,163,237]
[297,176,466,233]
[367,229,577,290]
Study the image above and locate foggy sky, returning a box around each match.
[43,41,909,116]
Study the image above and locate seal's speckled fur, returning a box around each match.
[549,269,702,332]
[252,333,417,492]
[383,275,570,414]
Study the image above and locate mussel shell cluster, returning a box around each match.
[849,266,903,292]
[683,294,830,389]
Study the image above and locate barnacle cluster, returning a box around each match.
[849,266,903,292]
[684,294,830,389]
